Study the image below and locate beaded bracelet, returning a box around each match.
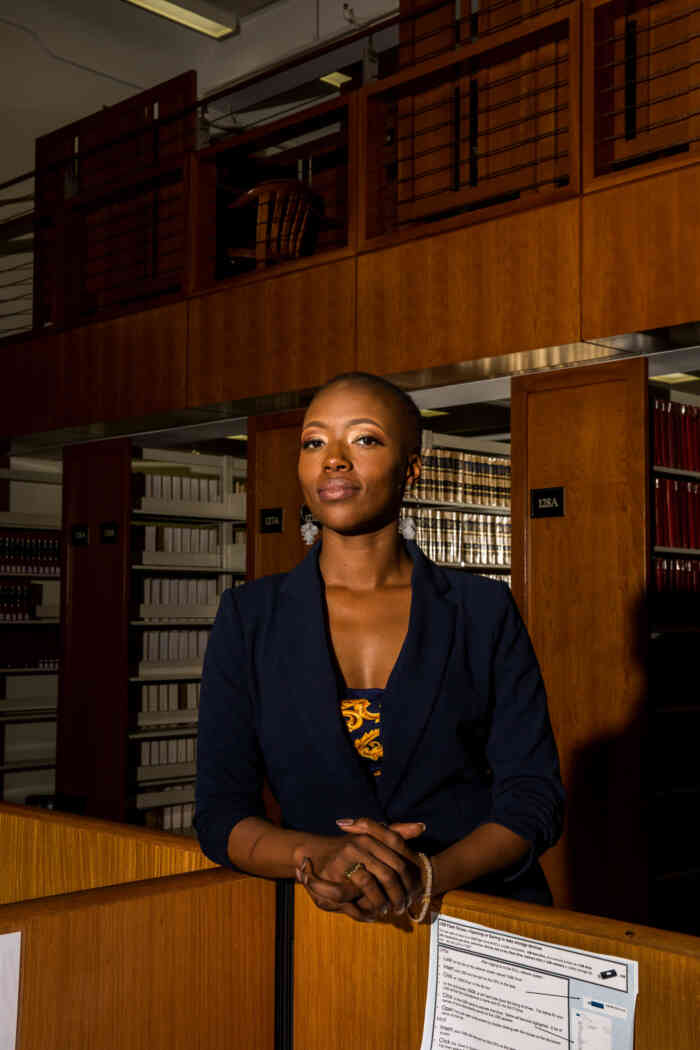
[407,851,433,924]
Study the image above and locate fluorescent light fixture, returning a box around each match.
[419,408,449,418]
[226,434,248,441]
[122,0,237,39]
[320,71,352,88]
[654,373,698,384]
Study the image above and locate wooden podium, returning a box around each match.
[1,803,699,1049]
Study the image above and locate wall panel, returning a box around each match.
[57,301,188,428]
[187,259,356,407]
[0,333,62,440]
[511,358,649,920]
[583,168,700,339]
[357,199,580,376]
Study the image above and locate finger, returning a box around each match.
[346,848,415,913]
[334,828,423,902]
[388,822,426,840]
[338,818,425,857]
[298,861,359,905]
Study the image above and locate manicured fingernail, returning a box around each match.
[418,823,427,832]
[295,868,302,882]
[336,818,355,826]
[381,904,389,915]
[395,903,406,915]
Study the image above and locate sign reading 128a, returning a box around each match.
[530,487,565,518]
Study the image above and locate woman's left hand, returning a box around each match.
[298,817,426,921]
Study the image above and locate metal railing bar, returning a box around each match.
[598,82,699,123]
[597,106,700,145]
[400,164,567,206]
[596,30,700,73]
[597,55,700,95]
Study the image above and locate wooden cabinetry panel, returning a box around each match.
[187,260,356,407]
[583,167,700,339]
[511,358,648,920]
[57,301,188,427]
[357,199,579,375]
[0,333,62,439]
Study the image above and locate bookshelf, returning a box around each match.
[57,439,247,835]
[0,456,62,805]
[402,430,511,587]
[648,389,700,935]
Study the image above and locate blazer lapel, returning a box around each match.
[274,542,385,820]
[375,541,457,811]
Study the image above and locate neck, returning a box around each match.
[318,523,412,591]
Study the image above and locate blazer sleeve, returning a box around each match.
[194,587,267,867]
[483,586,565,875]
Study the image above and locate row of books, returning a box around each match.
[0,583,40,621]
[140,681,200,713]
[141,629,210,664]
[654,478,700,550]
[232,477,247,494]
[653,557,700,593]
[0,531,60,576]
[407,508,511,566]
[142,577,220,607]
[413,448,511,507]
[139,474,221,502]
[477,572,512,588]
[139,736,196,766]
[653,398,700,472]
[145,802,194,832]
[138,524,220,555]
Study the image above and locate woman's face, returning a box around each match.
[298,381,419,536]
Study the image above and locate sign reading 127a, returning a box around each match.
[530,487,565,518]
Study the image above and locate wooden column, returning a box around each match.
[511,358,649,921]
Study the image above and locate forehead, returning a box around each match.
[303,382,402,429]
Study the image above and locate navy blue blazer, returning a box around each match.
[195,539,564,904]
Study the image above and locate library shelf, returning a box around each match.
[0,708,57,725]
[433,562,511,572]
[0,468,62,485]
[0,667,58,675]
[134,785,196,809]
[653,465,700,480]
[0,512,60,530]
[0,619,60,626]
[133,563,245,574]
[0,759,55,774]
[129,725,197,740]
[129,669,202,682]
[654,546,700,557]
[137,710,198,728]
[133,498,246,522]
[130,619,215,627]
[403,497,508,515]
[0,571,61,579]
[136,762,196,783]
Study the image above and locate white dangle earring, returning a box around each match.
[398,515,417,540]
[301,520,320,546]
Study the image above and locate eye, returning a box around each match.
[301,437,324,450]
[354,434,382,446]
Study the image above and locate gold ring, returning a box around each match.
[343,861,365,880]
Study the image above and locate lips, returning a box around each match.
[317,480,361,501]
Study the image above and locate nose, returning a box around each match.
[323,438,351,471]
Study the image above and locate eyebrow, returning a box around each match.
[301,417,387,432]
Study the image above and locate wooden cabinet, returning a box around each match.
[582,166,700,340]
[511,357,649,921]
[57,301,188,428]
[357,199,580,376]
[187,259,356,408]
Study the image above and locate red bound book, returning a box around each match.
[654,477,664,546]
[693,406,700,473]
[662,401,671,466]
[653,399,663,466]
[690,482,699,550]
[680,482,690,549]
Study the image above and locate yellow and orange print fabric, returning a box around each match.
[341,693,384,777]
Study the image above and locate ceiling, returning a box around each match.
[0,0,393,186]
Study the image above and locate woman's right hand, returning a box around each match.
[294,818,426,922]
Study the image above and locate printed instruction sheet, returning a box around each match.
[0,931,21,1050]
[420,915,638,1050]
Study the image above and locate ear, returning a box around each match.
[405,452,421,487]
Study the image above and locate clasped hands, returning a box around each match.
[294,817,427,923]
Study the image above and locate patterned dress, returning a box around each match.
[340,687,385,780]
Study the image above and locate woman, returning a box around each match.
[195,372,564,922]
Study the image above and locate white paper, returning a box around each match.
[0,932,21,1050]
[420,915,638,1050]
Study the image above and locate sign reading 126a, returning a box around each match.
[530,487,565,518]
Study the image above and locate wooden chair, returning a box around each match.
[227,179,318,268]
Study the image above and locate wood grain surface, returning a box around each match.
[0,802,214,905]
[511,359,649,921]
[294,884,700,1050]
[582,167,700,339]
[0,332,62,440]
[56,301,188,427]
[0,869,274,1050]
[187,259,356,407]
[356,199,580,376]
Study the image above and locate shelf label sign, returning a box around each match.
[530,487,565,518]
[260,507,283,533]
[100,521,119,544]
[70,524,90,546]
